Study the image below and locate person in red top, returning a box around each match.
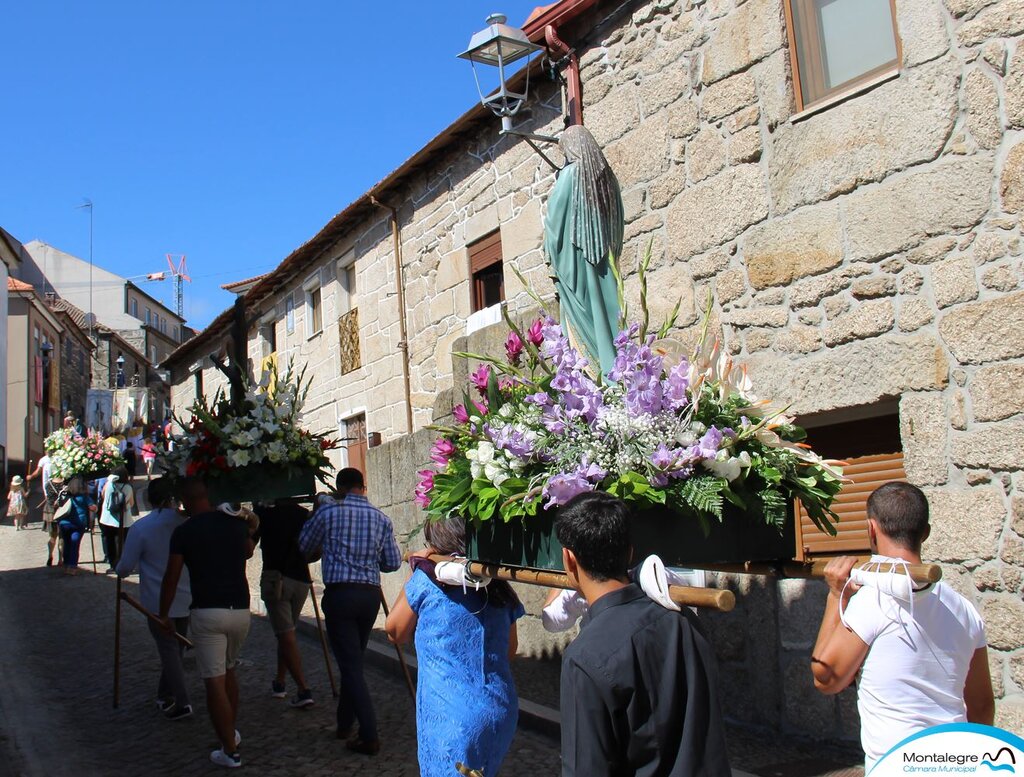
[141,438,158,476]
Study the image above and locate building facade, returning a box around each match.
[167,0,1024,737]
[7,278,64,476]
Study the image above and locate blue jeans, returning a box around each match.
[322,584,381,741]
[59,523,84,567]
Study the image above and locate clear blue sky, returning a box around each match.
[2,1,543,329]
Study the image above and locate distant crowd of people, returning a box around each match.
[2,460,996,774]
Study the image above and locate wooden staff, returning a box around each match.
[694,558,942,585]
[379,589,416,699]
[118,592,194,649]
[425,556,736,613]
[88,524,99,574]
[113,576,122,708]
[309,586,338,698]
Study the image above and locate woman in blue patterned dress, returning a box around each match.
[385,517,524,777]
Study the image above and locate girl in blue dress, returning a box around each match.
[386,517,524,777]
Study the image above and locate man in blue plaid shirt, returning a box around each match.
[299,467,401,755]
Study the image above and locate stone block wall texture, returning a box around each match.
[170,0,1024,740]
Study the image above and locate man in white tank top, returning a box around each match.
[810,481,994,771]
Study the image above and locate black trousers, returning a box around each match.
[321,584,381,741]
[100,525,126,567]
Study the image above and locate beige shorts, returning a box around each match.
[190,608,251,679]
[260,571,310,635]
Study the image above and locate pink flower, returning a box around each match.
[430,438,456,466]
[505,331,524,366]
[470,364,491,397]
[471,398,489,416]
[526,319,544,347]
[414,469,434,509]
[453,404,470,424]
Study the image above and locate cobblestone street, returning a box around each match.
[0,506,865,777]
[0,517,560,776]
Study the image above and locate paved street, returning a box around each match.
[0,502,864,777]
[0,516,560,776]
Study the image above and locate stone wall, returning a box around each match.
[568,0,1024,734]
[169,0,1024,739]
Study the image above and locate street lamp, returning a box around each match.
[459,14,545,132]
[459,13,559,168]
[116,354,126,388]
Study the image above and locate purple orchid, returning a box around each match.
[663,360,691,411]
[470,363,491,397]
[453,404,470,424]
[430,438,456,466]
[488,425,534,459]
[505,331,524,366]
[526,319,545,347]
[697,427,724,459]
[414,469,434,509]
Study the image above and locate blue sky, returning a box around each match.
[2,1,543,328]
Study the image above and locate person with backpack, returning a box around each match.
[99,467,135,574]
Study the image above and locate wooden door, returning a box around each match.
[345,414,367,478]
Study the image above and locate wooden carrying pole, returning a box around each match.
[309,587,338,699]
[379,589,417,699]
[113,577,122,708]
[693,558,942,585]
[429,556,736,613]
[118,592,194,649]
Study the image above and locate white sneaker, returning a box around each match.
[210,749,241,769]
[235,730,241,747]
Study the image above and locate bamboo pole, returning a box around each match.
[309,587,338,699]
[379,589,416,699]
[692,558,942,585]
[118,592,194,649]
[425,556,736,613]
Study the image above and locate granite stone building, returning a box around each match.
[166,0,1024,738]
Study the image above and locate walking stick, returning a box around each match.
[379,589,416,700]
[89,523,99,574]
[309,586,338,698]
[118,592,194,649]
[113,575,122,708]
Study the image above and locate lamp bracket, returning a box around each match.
[500,129,561,172]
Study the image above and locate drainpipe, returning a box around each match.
[545,25,583,126]
[370,196,414,436]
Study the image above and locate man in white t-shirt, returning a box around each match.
[811,482,994,771]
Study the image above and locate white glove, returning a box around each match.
[542,589,588,633]
[434,559,491,590]
[637,555,682,612]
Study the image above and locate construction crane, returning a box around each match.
[142,255,191,319]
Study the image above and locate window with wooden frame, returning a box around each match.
[793,413,905,560]
[784,0,901,112]
[469,230,504,313]
[303,274,323,339]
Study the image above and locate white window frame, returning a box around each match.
[145,307,152,325]
[303,273,323,339]
[285,296,295,334]
[130,298,139,318]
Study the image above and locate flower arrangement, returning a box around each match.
[158,367,337,498]
[417,270,843,537]
[44,429,125,480]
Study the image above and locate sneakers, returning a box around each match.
[270,680,286,698]
[164,704,193,721]
[289,689,315,708]
[209,749,241,769]
[155,698,175,713]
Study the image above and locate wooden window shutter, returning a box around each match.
[793,414,903,560]
[469,230,502,273]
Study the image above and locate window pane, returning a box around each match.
[790,0,897,107]
[311,288,323,333]
[818,0,896,89]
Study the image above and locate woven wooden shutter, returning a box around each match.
[469,231,502,273]
[793,414,903,560]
